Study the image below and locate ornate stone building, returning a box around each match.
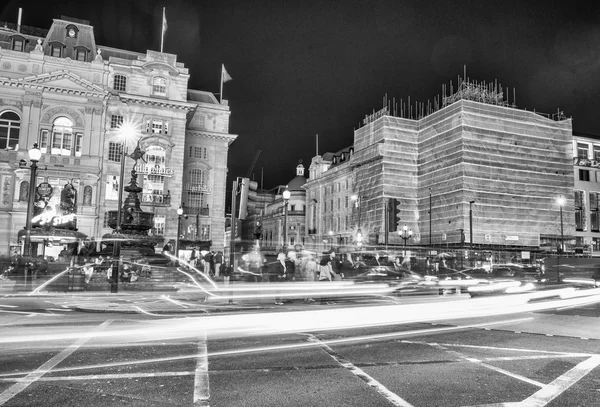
[0,16,236,257]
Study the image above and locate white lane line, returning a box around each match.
[519,354,600,407]
[160,295,189,308]
[0,371,194,382]
[0,310,59,317]
[193,329,210,406]
[435,342,594,357]
[0,319,112,406]
[429,343,546,388]
[306,333,415,407]
[0,305,18,308]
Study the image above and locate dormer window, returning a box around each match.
[152,77,167,96]
[65,25,79,39]
[10,36,26,51]
[73,46,88,62]
[49,41,65,58]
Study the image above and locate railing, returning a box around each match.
[186,206,210,217]
[141,193,171,205]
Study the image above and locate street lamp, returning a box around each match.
[469,200,475,249]
[557,196,565,283]
[282,186,291,251]
[399,225,412,258]
[328,230,334,248]
[23,143,41,290]
[176,206,184,265]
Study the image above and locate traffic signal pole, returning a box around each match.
[229,180,237,273]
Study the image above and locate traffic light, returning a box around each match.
[238,177,258,220]
[388,198,400,232]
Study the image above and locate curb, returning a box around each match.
[74,304,264,314]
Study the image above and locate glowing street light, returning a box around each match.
[23,143,42,290]
[282,186,291,251]
[399,225,413,258]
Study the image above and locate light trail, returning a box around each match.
[0,318,531,379]
[0,289,598,348]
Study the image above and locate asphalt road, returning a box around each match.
[1,293,599,407]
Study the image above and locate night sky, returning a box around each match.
[2,0,600,192]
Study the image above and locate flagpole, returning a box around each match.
[160,7,165,53]
[220,64,224,104]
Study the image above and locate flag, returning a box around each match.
[162,8,168,35]
[160,7,167,52]
[222,64,232,83]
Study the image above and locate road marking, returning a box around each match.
[0,305,18,308]
[0,319,112,406]
[0,310,58,317]
[306,333,415,407]
[429,343,546,388]
[160,295,189,308]
[0,371,194,382]
[193,330,210,406]
[519,354,600,407]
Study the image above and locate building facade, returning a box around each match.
[571,134,600,256]
[304,81,574,257]
[0,16,236,257]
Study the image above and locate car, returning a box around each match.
[350,265,435,295]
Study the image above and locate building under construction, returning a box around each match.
[306,74,574,258]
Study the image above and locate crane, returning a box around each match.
[246,149,261,180]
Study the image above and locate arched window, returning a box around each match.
[152,77,167,96]
[113,75,127,92]
[0,111,20,150]
[190,168,204,185]
[51,117,73,156]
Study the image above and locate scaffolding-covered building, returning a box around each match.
[305,76,574,257]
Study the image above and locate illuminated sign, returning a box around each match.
[504,235,519,241]
[32,211,76,226]
[137,165,174,177]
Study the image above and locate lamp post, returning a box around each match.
[352,194,366,247]
[328,230,334,249]
[399,225,412,258]
[557,197,565,283]
[429,188,432,248]
[23,143,41,290]
[282,186,290,251]
[176,206,184,265]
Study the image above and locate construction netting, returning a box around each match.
[351,99,573,249]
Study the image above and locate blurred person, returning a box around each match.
[0,262,15,280]
[341,252,354,279]
[329,249,342,280]
[274,252,287,305]
[189,248,197,269]
[393,256,404,271]
[214,251,223,278]
[221,260,234,304]
[285,251,297,282]
[318,256,337,304]
[298,251,317,302]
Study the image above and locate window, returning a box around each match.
[579,169,590,182]
[110,115,124,129]
[106,175,120,200]
[108,142,122,162]
[51,44,62,58]
[345,196,349,208]
[200,224,210,241]
[575,190,585,231]
[290,205,296,211]
[337,198,340,210]
[50,117,73,156]
[75,133,83,157]
[152,77,167,96]
[190,168,205,185]
[75,49,87,62]
[39,129,49,153]
[591,193,600,232]
[577,143,589,159]
[152,216,165,236]
[145,118,169,136]
[0,111,20,150]
[594,146,600,161]
[189,146,207,159]
[113,75,127,92]
[103,211,110,228]
[11,38,24,51]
